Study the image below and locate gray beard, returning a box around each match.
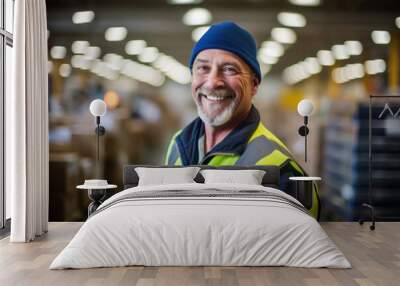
[195,87,237,127]
[196,99,236,127]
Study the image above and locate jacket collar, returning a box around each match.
[175,105,260,165]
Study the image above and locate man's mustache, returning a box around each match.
[196,87,235,99]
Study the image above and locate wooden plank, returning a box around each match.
[0,222,400,286]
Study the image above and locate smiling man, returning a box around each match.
[165,21,320,219]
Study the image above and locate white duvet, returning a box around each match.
[50,183,351,269]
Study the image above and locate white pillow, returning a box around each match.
[135,167,200,186]
[200,169,266,185]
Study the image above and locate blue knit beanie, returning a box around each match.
[189,21,261,82]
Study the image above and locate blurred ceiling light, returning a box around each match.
[71,55,80,68]
[72,10,95,24]
[85,46,101,60]
[371,30,391,44]
[183,8,212,26]
[396,17,400,29]
[47,61,53,73]
[90,59,102,73]
[105,27,127,42]
[289,0,320,6]
[304,57,321,74]
[125,40,147,55]
[344,40,363,56]
[168,0,203,4]
[282,63,310,85]
[277,12,306,28]
[104,90,120,109]
[71,40,89,54]
[258,53,279,65]
[59,63,71,78]
[295,62,311,79]
[91,60,113,78]
[121,59,139,76]
[166,66,192,84]
[332,44,349,60]
[192,26,210,42]
[103,53,123,70]
[71,55,91,70]
[345,63,364,79]
[260,41,284,57]
[271,27,297,44]
[332,63,365,84]
[317,50,335,66]
[122,59,166,86]
[152,54,191,84]
[50,46,67,59]
[93,63,119,80]
[365,59,386,75]
[282,70,295,85]
[332,67,348,84]
[283,67,303,85]
[104,69,119,81]
[153,54,176,73]
[138,47,159,63]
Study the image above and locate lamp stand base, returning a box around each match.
[87,189,106,217]
[358,203,376,231]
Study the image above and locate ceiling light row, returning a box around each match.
[121,59,166,86]
[183,8,212,26]
[72,11,95,24]
[257,19,301,75]
[282,57,322,85]
[332,63,364,84]
[258,10,307,76]
[332,60,386,84]
[315,40,363,67]
[277,12,306,28]
[289,0,320,7]
[282,39,363,84]
[168,0,203,4]
[152,54,191,84]
[371,30,391,44]
[63,48,188,86]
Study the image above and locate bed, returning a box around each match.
[50,165,350,269]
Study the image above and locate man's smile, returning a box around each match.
[198,92,235,103]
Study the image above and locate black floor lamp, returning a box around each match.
[77,99,117,217]
[290,99,321,214]
[89,99,107,177]
[297,99,314,162]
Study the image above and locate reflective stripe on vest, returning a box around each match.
[174,157,182,166]
[165,131,182,165]
[167,143,180,165]
[235,136,293,166]
[249,122,291,153]
[207,154,240,166]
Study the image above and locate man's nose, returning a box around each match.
[204,69,225,89]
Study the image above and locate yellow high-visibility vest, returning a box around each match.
[165,122,320,219]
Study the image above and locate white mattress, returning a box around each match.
[50,183,351,269]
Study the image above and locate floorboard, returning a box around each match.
[0,222,398,286]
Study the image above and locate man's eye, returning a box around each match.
[223,66,238,74]
[196,65,209,72]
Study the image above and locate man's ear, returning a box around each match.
[251,76,259,96]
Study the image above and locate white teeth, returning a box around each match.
[205,95,227,101]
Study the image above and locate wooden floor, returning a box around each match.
[0,222,399,286]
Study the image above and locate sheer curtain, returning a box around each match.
[7,0,49,242]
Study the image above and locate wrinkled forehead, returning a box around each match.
[193,49,251,70]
